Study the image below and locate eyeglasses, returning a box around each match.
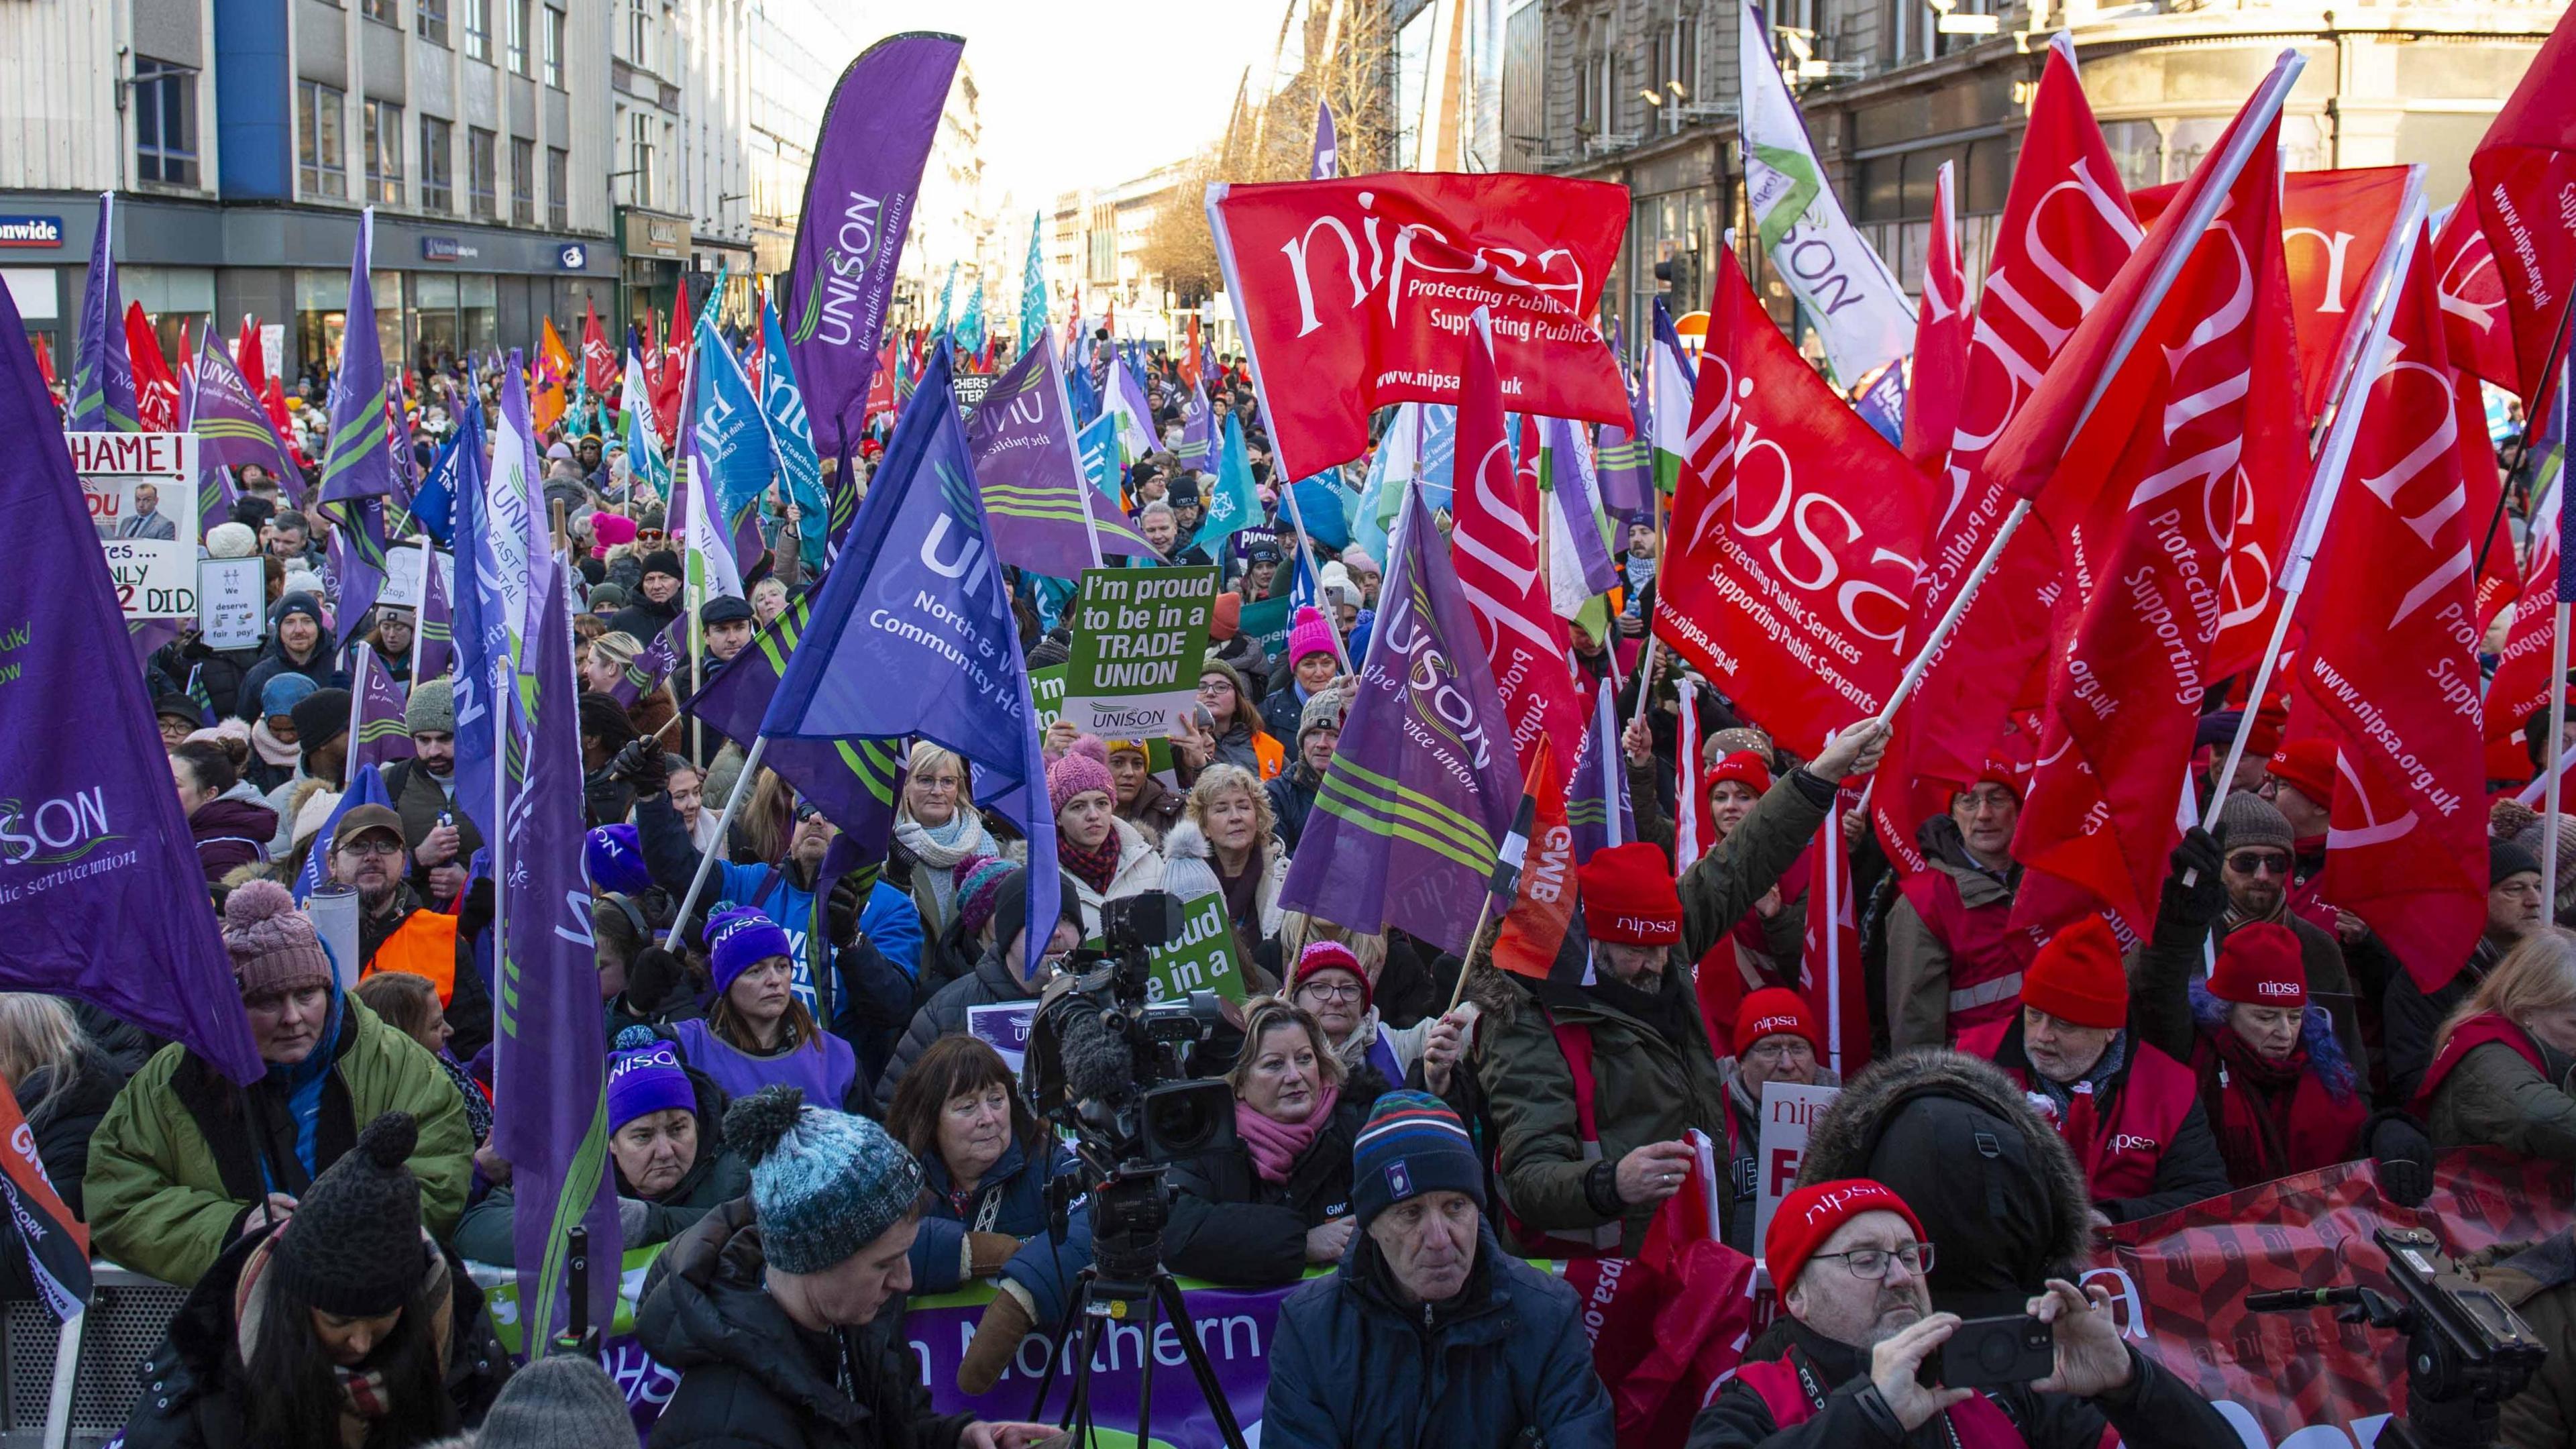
[2226,851,2292,877]
[1809,1243,1935,1280]
[1746,1038,1815,1063]
[339,838,404,859]
[1195,680,1232,698]
[1298,979,1364,1002]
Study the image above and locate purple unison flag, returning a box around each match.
[0,291,259,1079]
[189,331,301,501]
[779,32,964,458]
[326,495,390,661]
[757,345,1057,977]
[1174,372,1216,470]
[686,596,903,843]
[1565,678,1633,864]
[319,213,402,506]
[1312,100,1339,180]
[413,537,454,683]
[494,568,619,1350]
[68,195,138,433]
[350,643,415,772]
[1276,485,1519,955]
[1595,343,1653,519]
[610,614,684,709]
[965,331,1157,578]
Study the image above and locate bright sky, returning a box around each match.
[862,0,1299,211]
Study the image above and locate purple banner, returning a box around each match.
[779,32,964,458]
[965,331,1155,578]
[350,643,415,772]
[0,284,262,1082]
[1275,485,1519,955]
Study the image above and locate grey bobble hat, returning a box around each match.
[2214,790,2294,857]
[473,1354,635,1449]
[406,675,455,735]
[722,1086,924,1274]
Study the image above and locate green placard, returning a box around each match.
[1091,890,1250,1005]
[1238,592,1293,661]
[1061,565,1221,737]
[1028,663,1067,731]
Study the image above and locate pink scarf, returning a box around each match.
[1236,1084,1340,1184]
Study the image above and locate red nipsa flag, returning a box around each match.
[1655,248,1931,760]
[1207,172,1630,480]
[2469,3,2576,413]
[581,299,616,397]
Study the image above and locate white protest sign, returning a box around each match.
[965,1002,1039,1075]
[380,543,455,610]
[198,557,266,650]
[71,432,199,618]
[1751,1081,1841,1257]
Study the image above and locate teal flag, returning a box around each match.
[1202,413,1262,547]
[758,297,828,574]
[1018,212,1048,352]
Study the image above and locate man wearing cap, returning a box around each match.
[381,676,481,908]
[1265,688,1341,853]
[1885,741,2031,1052]
[1684,1178,2231,1448]
[1166,474,1215,566]
[2386,837,2548,1103]
[2194,794,2363,1061]
[1262,1091,1615,1448]
[699,594,756,670]
[1718,989,1839,1255]
[331,804,496,1059]
[1958,916,2230,1226]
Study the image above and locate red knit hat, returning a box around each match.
[1975,726,2035,800]
[1707,749,1772,798]
[1577,841,1682,945]
[1734,987,1821,1055]
[1766,1179,1926,1289]
[2019,916,2128,1030]
[1291,939,1370,1012]
[2209,921,2306,1008]
[2265,738,2336,810]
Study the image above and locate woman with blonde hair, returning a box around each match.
[2418,927,2576,1161]
[1160,997,1366,1286]
[0,994,128,1217]
[582,629,677,740]
[892,740,996,934]
[1161,763,1289,972]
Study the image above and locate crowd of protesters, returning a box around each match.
[9,321,2576,1449]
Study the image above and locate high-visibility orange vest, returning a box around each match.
[363,909,460,1006]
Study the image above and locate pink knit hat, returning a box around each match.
[222,879,334,998]
[1287,606,1336,666]
[1047,736,1116,816]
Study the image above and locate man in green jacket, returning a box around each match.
[1485,720,1886,1256]
[84,879,472,1287]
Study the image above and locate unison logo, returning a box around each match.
[0,787,122,865]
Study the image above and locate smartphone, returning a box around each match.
[1939,1313,2054,1389]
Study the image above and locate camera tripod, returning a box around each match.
[1024,1171,1250,1449]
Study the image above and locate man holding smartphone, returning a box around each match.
[1684,1178,2232,1448]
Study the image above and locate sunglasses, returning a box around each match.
[2226,851,2292,877]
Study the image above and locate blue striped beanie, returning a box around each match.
[1352,1089,1485,1230]
[722,1086,924,1274]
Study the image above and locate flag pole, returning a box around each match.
[1278,474,1356,674]
[1823,804,1843,1079]
[1044,331,1106,571]
[410,535,433,682]
[1874,49,2306,728]
[2195,195,2426,860]
[2551,347,2573,912]
[663,735,770,951]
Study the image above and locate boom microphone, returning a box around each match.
[1059,1007,1136,1104]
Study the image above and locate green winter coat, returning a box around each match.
[2425,1032,2576,1163]
[85,997,473,1288]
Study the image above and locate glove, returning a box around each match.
[2155,826,2227,942]
[606,737,669,796]
[967,1230,1022,1277]
[958,1280,1038,1396]
[825,875,866,949]
[625,945,686,1014]
[455,877,496,940]
[2367,1110,2434,1208]
[617,1196,653,1249]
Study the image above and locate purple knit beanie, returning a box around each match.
[606,1026,698,1133]
[705,907,794,996]
[951,855,1020,942]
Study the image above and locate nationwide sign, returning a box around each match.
[0,216,64,248]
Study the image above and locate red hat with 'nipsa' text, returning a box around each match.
[1734,987,1821,1055]
[2208,920,2306,1009]
[1707,750,1772,798]
[1766,1178,1926,1289]
[1577,841,1682,946]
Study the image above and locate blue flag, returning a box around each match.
[494,566,619,1352]
[1201,412,1262,549]
[759,345,1059,977]
[758,297,829,576]
[318,212,402,506]
[1019,211,1049,355]
[956,282,987,358]
[0,286,258,1082]
[409,428,466,546]
[291,765,392,904]
[692,305,774,569]
[686,594,906,845]
[68,195,138,433]
[1063,354,1101,430]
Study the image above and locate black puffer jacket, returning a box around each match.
[15,1047,129,1218]
[635,1200,976,1449]
[1161,1093,1366,1287]
[876,945,1036,1104]
[117,1226,511,1449]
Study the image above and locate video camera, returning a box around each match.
[2246,1226,2546,1449]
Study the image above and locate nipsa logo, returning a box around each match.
[0,787,125,867]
